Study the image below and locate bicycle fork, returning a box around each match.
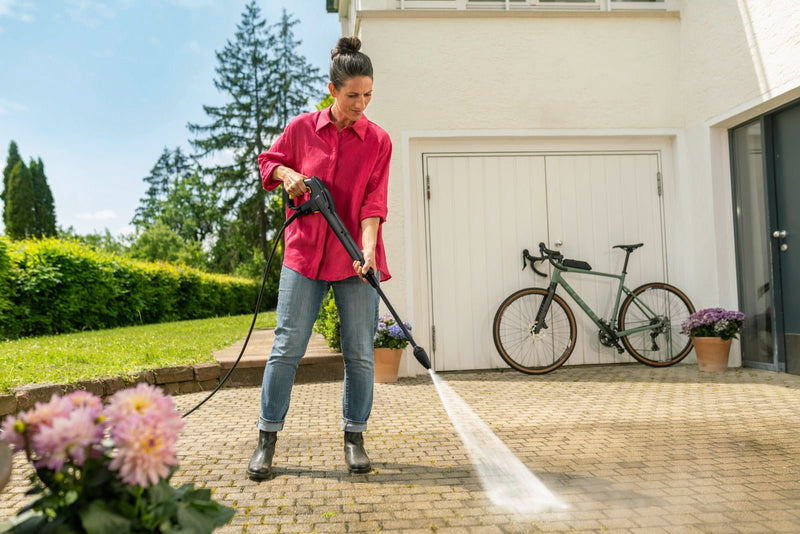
[533,282,559,335]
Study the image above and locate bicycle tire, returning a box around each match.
[618,282,695,366]
[492,287,577,374]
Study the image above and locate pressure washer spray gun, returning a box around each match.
[286,176,431,371]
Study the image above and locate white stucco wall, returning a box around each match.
[335,1,800,373]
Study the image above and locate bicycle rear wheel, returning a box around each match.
[492,288,577,374]
[618,283,695,366]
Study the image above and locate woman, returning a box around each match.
[248,36,392,480]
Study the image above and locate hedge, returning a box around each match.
[0,238,265,339]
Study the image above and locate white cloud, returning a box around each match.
[0,0,35,22]
[77,209,117,221]
[0,97,26,115]
[64,0,133,28]
[184,39,201,54]
[165,0,215,9]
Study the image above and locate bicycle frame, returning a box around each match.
[534,264,664,339]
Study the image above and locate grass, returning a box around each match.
[0,312,277,393]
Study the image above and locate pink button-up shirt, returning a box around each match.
[258,107,392,282]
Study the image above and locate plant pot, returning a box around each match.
[692,337,732,372]
[374,348,403,383]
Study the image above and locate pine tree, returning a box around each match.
[188,2,325,262]
[133,147,220,245]
[2,141,23,231]
[5,161,36,240]
[133,147,194,229]
[29,157,57,237]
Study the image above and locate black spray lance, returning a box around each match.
[286,177,431,370]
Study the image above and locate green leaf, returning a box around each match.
[78,501,131,534]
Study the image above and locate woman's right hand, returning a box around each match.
[274,166,308,198]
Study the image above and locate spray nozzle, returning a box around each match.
[413,346,432,370]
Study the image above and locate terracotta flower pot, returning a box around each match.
[692,337,732,372]
[374,347,403,383]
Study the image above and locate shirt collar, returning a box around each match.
[315,107,368,140]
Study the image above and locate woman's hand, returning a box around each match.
[355,217,380,283]
[353,252,377,283]
[274,166,308,198]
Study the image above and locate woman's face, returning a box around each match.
[329,76,373,127]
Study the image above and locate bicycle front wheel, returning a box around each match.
[618,283,695,366]
[492,288,577,374]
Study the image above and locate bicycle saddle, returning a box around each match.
[613,243,644,253]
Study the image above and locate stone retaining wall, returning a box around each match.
[0,362,222,418]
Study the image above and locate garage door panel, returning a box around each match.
[427,155,548,371]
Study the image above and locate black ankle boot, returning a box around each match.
[344,431,371,474]
[247,430,277,480]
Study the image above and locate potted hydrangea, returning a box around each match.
[373,314,411,383]
[681,308,745,372]
[0,384,234,533]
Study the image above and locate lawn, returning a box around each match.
[0,312,277,393]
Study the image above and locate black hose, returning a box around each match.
[181,215,295,418]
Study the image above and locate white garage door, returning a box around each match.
[424,152,666,371]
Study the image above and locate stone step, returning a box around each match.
[213,329,343,386]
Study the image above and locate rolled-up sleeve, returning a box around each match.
[359,135,392,224]
[259,122,296,192]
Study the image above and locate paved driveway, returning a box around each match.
[3,364,800,532]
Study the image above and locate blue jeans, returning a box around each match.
[258,266,379,433]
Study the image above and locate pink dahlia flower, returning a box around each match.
[109,412,181,487]
[30,407,102,471]
[1,415,26,452]
[105,384,183,488]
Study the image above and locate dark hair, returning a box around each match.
[330,36,373,89]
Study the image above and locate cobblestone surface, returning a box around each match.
[3,364,800,532]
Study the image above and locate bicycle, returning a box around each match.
[492,242,695,374]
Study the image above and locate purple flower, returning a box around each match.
[681,308,745,340]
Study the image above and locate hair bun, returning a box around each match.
[331,36,361,59]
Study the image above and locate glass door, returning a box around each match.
[731,121,775,369]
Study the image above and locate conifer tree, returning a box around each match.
[5,161,36,239]
[188,2,325,262]
[134,147,193,229]
[133,147,220,245]
[29,157,57,237]
[2,141,23,231]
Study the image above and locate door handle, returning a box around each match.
[773,230,787,238]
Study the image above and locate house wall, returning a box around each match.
[335,1,800,375]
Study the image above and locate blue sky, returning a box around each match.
[0,0,341,236]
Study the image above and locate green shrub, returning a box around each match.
[0,237,11,328]
[0,238,261,339]
[314,289,341,351]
